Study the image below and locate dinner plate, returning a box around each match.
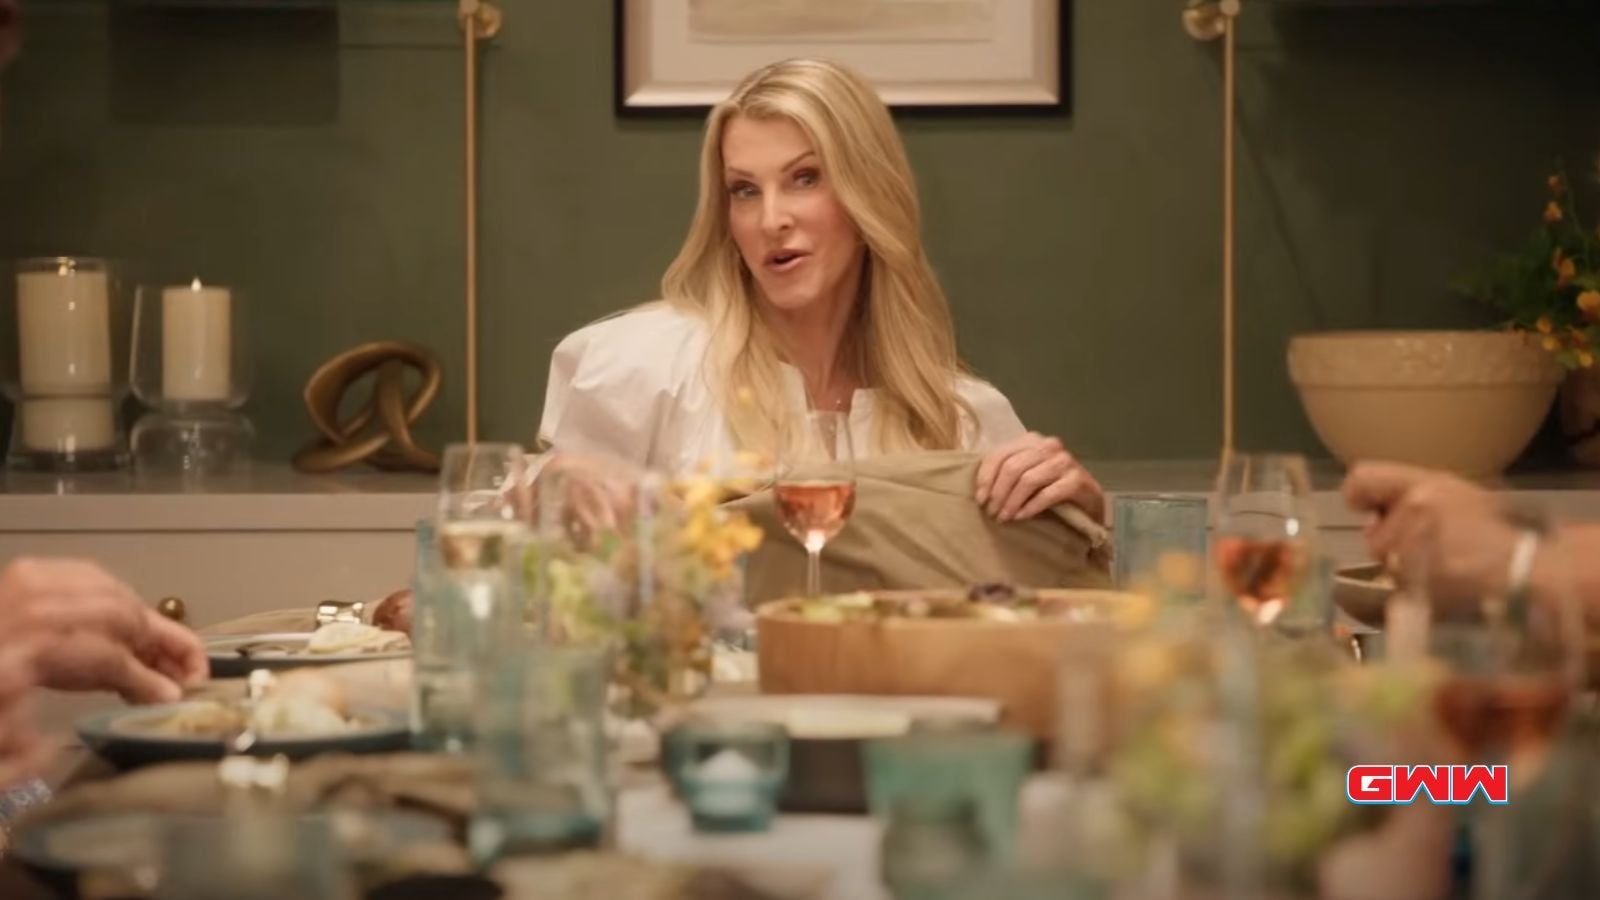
[76,702,411,768]
[205,631,411,678]
[10,808,451,878]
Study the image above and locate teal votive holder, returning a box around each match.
[673,720,789,833]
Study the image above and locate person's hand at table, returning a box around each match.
[974,432,1105,523]
[1342,461,1524,608]
[0,558,208,703]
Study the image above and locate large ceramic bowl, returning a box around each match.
[1288,330,1562,477]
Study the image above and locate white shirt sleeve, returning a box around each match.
[957,376,1028,451]
[535,305,712,471]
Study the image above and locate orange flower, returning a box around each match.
[1537,315,1554,334]
[1580,290,1600,321]
[1543,335,1560,351]
[1554,250,1577,288]
[1572,326,1592,344]
[1549,174,1566,195]
[1582,350,1597,369]
[1546,201,1565,224]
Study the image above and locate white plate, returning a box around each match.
[205,631,411,677]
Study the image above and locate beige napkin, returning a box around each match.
[200,608,335,637]
[729,450,1111,604]
[18,753,475,832]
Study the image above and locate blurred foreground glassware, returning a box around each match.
[469,646,610,864]
[156,814,348,900]
[671,720,788,833]
[411,514,526,754]
[1110,493,1209,593]
[865,730,1033,866]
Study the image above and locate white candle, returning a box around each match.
[20,398,115,453]
[162,279,231,403]
[16,264,111,394]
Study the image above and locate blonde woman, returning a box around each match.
[537,58,1103,524]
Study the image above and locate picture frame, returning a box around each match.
[615,0,1070,116]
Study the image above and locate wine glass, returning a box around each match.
[1211,452,1317,628]
[774,410,856,598]
[437,441,530,574]
[1416,518,1587,899]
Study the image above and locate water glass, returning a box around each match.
[469,646,611,864]
[1110,493,1209,592]
[411,518,526,753]
[865,730,1033,862]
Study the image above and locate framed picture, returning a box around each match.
[615,0,1069,115]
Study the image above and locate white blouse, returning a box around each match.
[535,304,1028,476]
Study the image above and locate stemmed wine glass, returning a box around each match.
[436,441,530,574]
[1211,452,1318,628]
[1413,518,1587,900]
[774,410,856,598]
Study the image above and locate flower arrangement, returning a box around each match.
[1457,167,1600,370]
[530,461,764,720]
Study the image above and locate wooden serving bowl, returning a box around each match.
[755,588,1141,740]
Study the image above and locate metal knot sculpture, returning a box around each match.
[292,341,444,474]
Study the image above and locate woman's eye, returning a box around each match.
[728,182,758,199]
[794,169,820,188]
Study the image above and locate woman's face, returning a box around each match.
[721,115,865,317]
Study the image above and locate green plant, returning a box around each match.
[1457,167,1600,370]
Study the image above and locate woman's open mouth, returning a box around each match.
[765,250,809,273]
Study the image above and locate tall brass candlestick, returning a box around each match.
[1184,0,1241,456]
[460,0,502,444]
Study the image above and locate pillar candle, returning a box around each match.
[20,398,115,453]
[162,279,231,403]
[16,264,111,395]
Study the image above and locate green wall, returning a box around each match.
[2,1,1597,466]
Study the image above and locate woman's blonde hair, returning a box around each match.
[660,58,971,455]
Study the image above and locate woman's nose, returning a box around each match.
[760,194,794,235]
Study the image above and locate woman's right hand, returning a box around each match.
[533,452,641,537]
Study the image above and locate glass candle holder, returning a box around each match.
[671,719,789,833]
[131,280,252,412]
[2,257,131,472]
[128,280,253,477]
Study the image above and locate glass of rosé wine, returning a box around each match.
[1417,520,1586,898]
[1211,452,1317,629]
[774,409,856,599]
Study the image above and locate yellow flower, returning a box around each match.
[1554,251,1576,288]
[1542,335,1559,351]
[1580,291,1600,321]
[1537,315,1553,334]
[1581,351,1596,369]
[1546,201,1564,224]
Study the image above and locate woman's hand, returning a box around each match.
[533,452,640,537]
[975,432,1105,523]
